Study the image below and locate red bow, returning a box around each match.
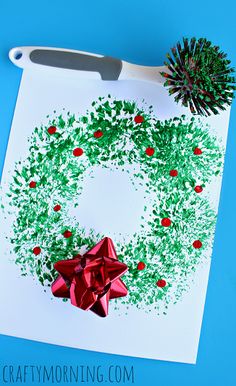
[51,237,128,317]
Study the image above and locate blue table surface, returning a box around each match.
[0,1,235,385]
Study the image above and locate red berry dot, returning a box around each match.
[53,204,61,212]
[63,230,72,238]
[29,181,36,188]
[193,240,202,249]
[170,169,178,177]
[194,185,203,193]
[156,279,166,288]
[47,126,57,135]
[73,148,83,157]
[94,130,103,138]
[146,147,155,156]
[33,246,41,255]
[194,147,202,155]
[134,115,144,124]
[161,218,171,227]
[137,261,146,271]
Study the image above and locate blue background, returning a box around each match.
[0,1,235,385]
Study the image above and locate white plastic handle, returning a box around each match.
[9,46,103,70]
[9,46,166,84]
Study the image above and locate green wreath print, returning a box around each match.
[8,95,223,312]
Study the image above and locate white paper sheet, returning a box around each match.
[0,60,230,364]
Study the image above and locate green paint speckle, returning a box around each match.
[6,96,223,313]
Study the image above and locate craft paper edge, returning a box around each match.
[0,68,25,185]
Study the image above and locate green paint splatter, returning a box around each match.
[6,96,223,312]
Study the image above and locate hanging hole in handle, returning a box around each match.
[14,50,22,60]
